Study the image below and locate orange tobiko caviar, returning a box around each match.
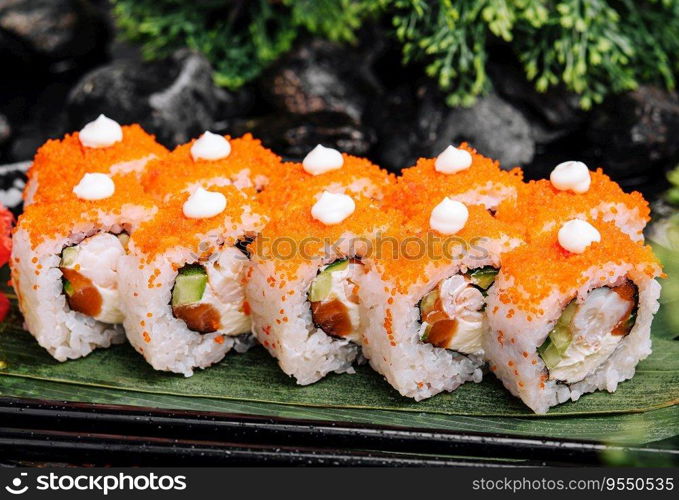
[375,203,523,293]
[131,183,262,260]
[258,153,396,219]
[393,143,523,217]
[251,187,401,279]
[17,172,156,249]
[141,134,283,200]
[26,124,168,205]
[495,169,650,242]
[497,220,662,312]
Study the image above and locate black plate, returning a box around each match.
[1,396,677,466]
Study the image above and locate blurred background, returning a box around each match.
[0,0,678,198]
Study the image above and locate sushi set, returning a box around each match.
[8,114,663,415]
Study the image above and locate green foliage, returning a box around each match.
[112,0,679,108]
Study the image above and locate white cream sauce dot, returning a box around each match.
[550,161,591,193]
[434,145,472,174]
[558,219,601,254]
[303,145,344,175]
[190,131,231,161]
[183,188,227,219]
[429,198,469,235]
[79,114,123,148]
[311,191,355,225]
[72,173,115,200]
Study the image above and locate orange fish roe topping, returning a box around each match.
[495,169,650,241]
[251,188,400,279]
[141,134,282,199]
[498,220,662,311]
[393,143,523,217]
[374,203,521,293]
[27,125,168,205]
[16,172,156,248]
[258,154,395,218]
[131,183,260,259]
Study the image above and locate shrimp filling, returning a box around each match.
[171,246,250,335]
[418,267,498,355]
[309,259,362,343]
[538,281,638,384]
[60,233,127,324]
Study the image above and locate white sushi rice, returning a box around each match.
[359,234,522,400]
[449,180,518,212]
[163,170,267,204]
[11,203,154,360]
[485,263,661,414]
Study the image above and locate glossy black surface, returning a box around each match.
[1,397,676,466]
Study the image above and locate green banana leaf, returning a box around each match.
[649,219,679,340]
[0,373,676,446]
[0,218,677,446]
[0,322,677,419]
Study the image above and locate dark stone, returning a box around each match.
[586,86,679,179]
[0,115,10,146]
[67,49,250,147]
[0,0,110,67]
[235,111,375,160]
[261,39,378,123]
[4,75,75,162]
[437,92,535,168]
[489,60,586,144]
[368,81,535,171]
[366,82,446,172]
[0,28,36,73]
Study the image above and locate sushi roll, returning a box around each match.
[359,198,523,400]
[118,184,264,376]
[247,175,396,384]
[495,161,650,242]
[485,219,662,414]
[141,132,282,201]
[394,143,523,215]
[11,172,156,360]
[24,115,167,206]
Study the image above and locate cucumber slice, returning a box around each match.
[324,259,349,273]
[467,266,498,290]
[419,288,439,318]
[559,300,578,326]
[117,233,130,250]
[550,324,571,354]
[420,325,431,342]
[63,279,74,297]
[60,246,79,268]
[309,259,349,303]
[537,337,562,370]
[537,300,577,366]
[171,265,208,307]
